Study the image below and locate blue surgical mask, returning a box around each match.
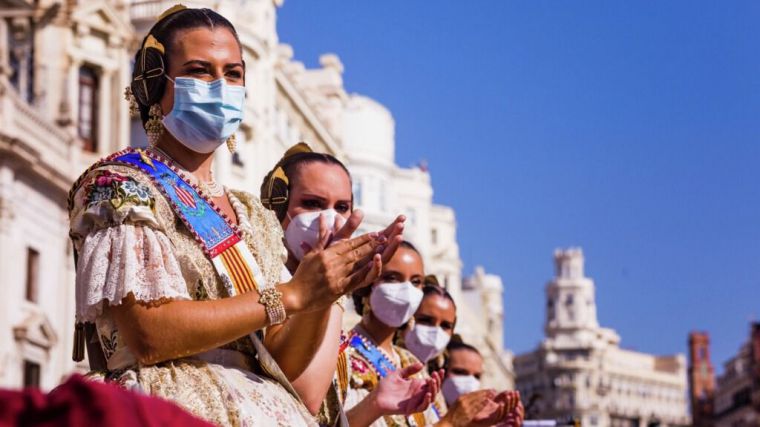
[162,77,245,154]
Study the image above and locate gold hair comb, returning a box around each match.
[142,34,165,54]
[262,142,315,207]
[283,142,313,159]
[158,4,188,21]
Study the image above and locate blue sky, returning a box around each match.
[277,1,760,372]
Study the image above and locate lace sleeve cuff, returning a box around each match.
[75,224,191,322]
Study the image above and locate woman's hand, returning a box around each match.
[495,391,524,427]
[371,363,441,416]
[439,389,523,427]
[437,389,508,427]
[347,362,439,426]
[282,232,385,314]
[303,212,405,266]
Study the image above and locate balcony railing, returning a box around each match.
[0,78,73,165]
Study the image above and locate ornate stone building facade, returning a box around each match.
[688,325,760,427]
[514,248,690,426]
[0,0,513,390]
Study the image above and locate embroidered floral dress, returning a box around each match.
[68,156,317,427]
[342,328,446,427]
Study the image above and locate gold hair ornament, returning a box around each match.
[123,86,139,118]
[158,4,188,21]
[261,142,313,208]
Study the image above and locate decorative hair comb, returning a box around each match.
[158,4,188,21]
[262,142,313,207]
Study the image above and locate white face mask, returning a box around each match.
[284,209,345,260]
[442,375,481,406]
[404,324,451,363]
[369,282,424,327]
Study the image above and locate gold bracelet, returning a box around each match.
[259,287,287,325]
[333,295,347,312]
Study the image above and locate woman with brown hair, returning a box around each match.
[68,6,389,426]
[260,143,436,426]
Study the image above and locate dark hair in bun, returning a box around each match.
[260,149,352,223]
[130,7,241,125]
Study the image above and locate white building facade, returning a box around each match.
[0,0,513,391]
[514,248,690,426]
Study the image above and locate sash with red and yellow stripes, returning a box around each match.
[109,148,265,296]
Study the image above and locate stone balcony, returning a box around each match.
[0,78,77,192]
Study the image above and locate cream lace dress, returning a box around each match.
[68,163,316,427]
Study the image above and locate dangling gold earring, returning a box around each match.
[145,104,163,147]
[362,296,371,317]
[226,133,237,153]
[123,86,139,118]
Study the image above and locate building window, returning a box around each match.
[232,151,244,167]
[23,360,40,388]
[25,247,39,303]
[431,228,438,245]
[565,294,574,305]
[78,66,100,152]
[8,19,35,103]
[352,181,363,208]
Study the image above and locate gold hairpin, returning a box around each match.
[283,142,313,159]
[262,142,314,207]
[142,34,165,54]
[158,4,188,21]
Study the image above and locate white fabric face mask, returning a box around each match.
[369,282,424,327]
[404,324,451,363]
[284,209,344,260]
[442,375,481,406]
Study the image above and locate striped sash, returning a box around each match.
[108,148,265,297]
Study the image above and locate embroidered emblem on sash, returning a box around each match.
[174,184,197,209]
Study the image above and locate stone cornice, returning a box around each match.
[274,68,344,158]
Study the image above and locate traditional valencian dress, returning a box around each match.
[342,326,447,427]
[68,148,317,427]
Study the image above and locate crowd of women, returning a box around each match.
[65,5,525,426]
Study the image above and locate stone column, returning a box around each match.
[0,18,10,77]
[0,164,19,387]
[97,67,113,156]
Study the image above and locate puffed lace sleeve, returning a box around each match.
[69,168,191,323]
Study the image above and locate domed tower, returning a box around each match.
[341,95,395,168]
[545,248,600,339]
[340,95,396,216]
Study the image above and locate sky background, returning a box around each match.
[277,1,760,372]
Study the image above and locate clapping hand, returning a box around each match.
[371,363,442,416]
[441,389,524,427]
[494,391,524,427]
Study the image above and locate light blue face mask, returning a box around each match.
[162,76,246,154]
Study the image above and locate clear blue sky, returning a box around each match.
[277,1,760,372]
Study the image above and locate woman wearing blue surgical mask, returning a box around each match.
[68,6,392,426]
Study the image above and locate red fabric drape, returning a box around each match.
[0,374,214,427]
